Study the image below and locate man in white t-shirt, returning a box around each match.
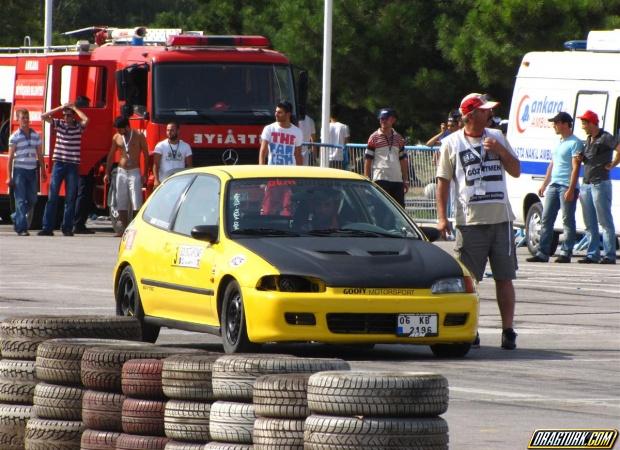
[298,113,317,165]
[152,121,193,186]
[327,109,350,169]
[259,101,303,165]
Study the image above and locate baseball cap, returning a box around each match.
[459,93,499,116]
[548,112,573,124]
[378,108,396,119]
[577,110,599,125]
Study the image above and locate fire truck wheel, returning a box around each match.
[306,371,448,417]
[32,383,83,421]
[253,373,311,419]
[116,266,161,343]
[121,359,164,399]
[303,415,449,450]
[24,418,84,450]
[0,404,31,450]
[80,429,121,450]
[253,417,305,449]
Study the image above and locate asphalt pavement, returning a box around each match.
[1,220,618,450]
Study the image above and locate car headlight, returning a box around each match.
[256,275,326,293]
[431,276,475,294]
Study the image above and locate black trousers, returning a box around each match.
[375,180,405,207]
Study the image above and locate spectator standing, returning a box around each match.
[436,93,521,350]
[576,110,620,264]
[152,121,193,187]
[298,113,317,166]
[364,108,409,207]
[72,96,96,234]
[103,116,149,235]
[527,112,583,263]
[258,101,303,165]
[6,109,46,235]
[426,114,459,147]
[38,102,89,236]
[326,109,350,169]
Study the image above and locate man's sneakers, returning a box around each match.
[73,227,95,234]
[554,255,571,263]
[577,257,598,264]
[600,258,616,265]
[501,328,518,350]
[37,230,54,236]
[526,255,547,263]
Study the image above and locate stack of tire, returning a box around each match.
[304,371,450,450]
[80,344,203,450]
[161,353,223,449]
[0,315,142,450]
[206,354,350,450]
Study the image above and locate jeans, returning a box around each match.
[580,181,616,261]
[12,167,38,233]
[42,161,79,232]
[536,183,578,259]
[74,171,95,230]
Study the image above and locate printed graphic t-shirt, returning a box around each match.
[152,139,192,180]
[260,122,303,165]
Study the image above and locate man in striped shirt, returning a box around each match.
[364,108,410,206]
[38,103,89,236]
[6,109,47,235]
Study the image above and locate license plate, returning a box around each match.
[396,314,438,337]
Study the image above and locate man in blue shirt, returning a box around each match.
[527,112,583,263]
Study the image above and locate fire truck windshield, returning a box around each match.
[153,63,296,125]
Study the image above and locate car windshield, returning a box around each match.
[226,178,421,238]
[153,63,295,125]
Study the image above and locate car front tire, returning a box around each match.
[116,265,160,343]
[220,281,258,354]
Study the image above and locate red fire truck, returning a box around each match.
[0,27,307,224]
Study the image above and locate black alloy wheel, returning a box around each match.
[117,266,160,343]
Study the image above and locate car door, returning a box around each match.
[138,174,195,316]
[156,174,221,326]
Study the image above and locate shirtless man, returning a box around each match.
[103,116,148,235]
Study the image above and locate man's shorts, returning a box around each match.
[455,222,517,282]
[115,167,143,211]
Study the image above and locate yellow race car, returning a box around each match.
[114,166,478,356]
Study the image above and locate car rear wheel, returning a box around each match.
[429,343,471,358]
[116,266,160,343]
[221,281,258,354]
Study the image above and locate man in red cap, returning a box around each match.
[436,93,521,350]
[576,110,619,264]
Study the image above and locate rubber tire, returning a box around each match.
[116,266,161,343]
[0,359,36,381]
[253,373,311,419]
[24,418,84,450]
[161,354,222,401]
[36,338,144,386]
[164,442,205,450]
[121,398,166,436]
[33,383,83,421]
[115,433,169,450]
[122,359,164,399]
[0,315,142,360]
[208,401,256,444]
[525,202,559,256]
[303,415,449,449]
[81,344,200,393]
[429,343,471,358]
[164,400,212,442]
[306,371,448,417]
[213,354,350,402]
[80,429,121,450]
[220,281,257,354]
[203,443,253,450]
[253,417,304,449]
[0,404,31,450]
[0,376,37,404]
[82,390,126,432]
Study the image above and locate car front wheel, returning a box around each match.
[116,266,160,343]
[221,281,258,353]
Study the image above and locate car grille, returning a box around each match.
[326,313,397,334]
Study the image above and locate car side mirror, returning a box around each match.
[191,225,219,243]
[419,226,440,242]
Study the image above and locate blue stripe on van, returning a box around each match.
[520,160,620,180]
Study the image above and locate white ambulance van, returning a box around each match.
[506,30,620,255]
